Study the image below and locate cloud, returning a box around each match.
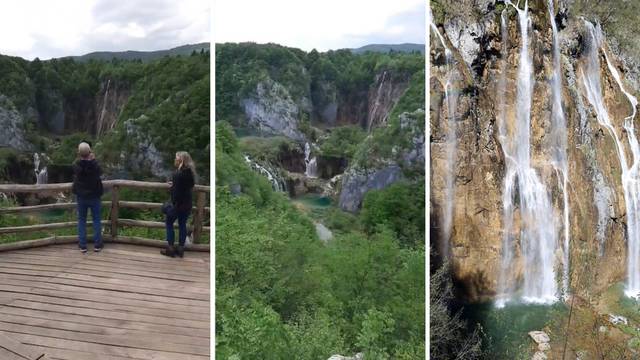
[215,0,425,51]
[343,4,426,48]
[0,0,210,60]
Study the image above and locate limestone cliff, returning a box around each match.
[0,95,32,151]
[431,0,639,302]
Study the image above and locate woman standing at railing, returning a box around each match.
[161,151,196,258]
[72,142,104,253]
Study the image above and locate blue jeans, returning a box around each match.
[77,196,102,249]
[166,210,189,247]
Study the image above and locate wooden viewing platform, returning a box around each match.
[0,180,211,359]
[0,243,210,359]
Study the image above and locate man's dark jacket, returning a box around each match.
[72,159,103,198]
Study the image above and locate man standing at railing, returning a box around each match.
[72,142,104,253]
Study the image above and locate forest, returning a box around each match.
[216,42,425,359]
[0,49,211,244]
[0,49,210,182]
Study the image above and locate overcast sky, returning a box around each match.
[0,0,210,60]
[215,0,425,51]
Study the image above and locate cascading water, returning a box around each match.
[496,9,513,306]
[579,21,640,298]
[244,155,286,192]
[34,153,48,185]
[547,0,571,299]
[368,71,388,132]
[304,142,318,178]
[496,0,558,307]
[430,10,457,259]
[97,79,111,136]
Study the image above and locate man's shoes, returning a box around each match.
[94,245,103,252]
[160,244,175,257]
[80,247,87,254]
[175,245,184,258]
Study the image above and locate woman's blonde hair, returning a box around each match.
[176,151,197,179]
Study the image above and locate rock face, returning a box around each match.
[0,95,32,151]
[94,79,130,136]
[431,2,636,301]
[529,331,550,344]
[340,109,425,212]
[124,118,172,179]
[328,353,363,360]
[242,80,306,141]
[317,155,348,179]
[239,68,410,136]
[30,79,130,137]
[366,71,410,131]
[339,165,404,212]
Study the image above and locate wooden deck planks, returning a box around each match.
[0,243,210,359]
[0,331,46,359]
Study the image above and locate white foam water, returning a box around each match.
[497,0,558,307]
[578,21,640,299]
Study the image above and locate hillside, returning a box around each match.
[215,42,425,358]
[0,48,210,184]
[68,43,210,63]
[351,43,425,54]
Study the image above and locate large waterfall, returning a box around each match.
[430,11,457,259]
[579,21,640,298]
[547,0,571,299]
[97,79,111,137]
[496,0,558,307]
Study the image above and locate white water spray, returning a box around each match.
[368,71,389,132]
[579,21,640,298]
[97,79,111,136]
[496,0,558,307]
[579,22,640,297]
[430,10,458,259]
[547,0,571,299]
[34,153,48,185]
[304,142,318,178]
[244,155,286,192]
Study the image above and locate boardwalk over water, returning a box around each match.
[0,243,210,360]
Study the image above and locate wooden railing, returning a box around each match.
[0,180,210,250]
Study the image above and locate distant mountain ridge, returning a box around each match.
[68,42,210,62]
[350,43,424,54]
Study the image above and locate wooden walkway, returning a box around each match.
[0,243,210,360]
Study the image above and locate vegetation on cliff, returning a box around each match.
[0,50,210,182]
[215,125,425,358]
[215,42,423,128]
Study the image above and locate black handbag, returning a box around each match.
[161,202,176,217]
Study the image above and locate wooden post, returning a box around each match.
[192,191,206,244]
[110,185,119,239]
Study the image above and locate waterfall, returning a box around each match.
[547,0,571,299]
[34,153,48,185]
[97,79,111,136]
[304,142,318,178]
[368,71,388,132]
[579,21,640,298]
[430,10,457,259]
[496,9,513,307]
[496,1,558,307]
[244,155,286,192]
